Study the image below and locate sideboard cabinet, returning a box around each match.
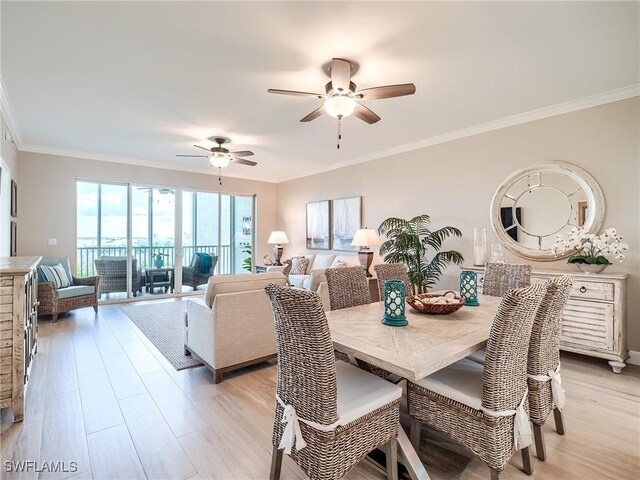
[465,266,629,373]
[0,256,41,422]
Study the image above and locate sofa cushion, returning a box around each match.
[57,285,95,299]
[288,274,309,289]
[39,264,71,289]
[330,255,360,269]
[310,254,336,272]
[290,257,310,275]
[204,272,287,308]
[38,257,73,285]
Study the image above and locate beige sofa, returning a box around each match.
[184,272,287,383]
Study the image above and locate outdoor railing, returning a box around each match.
[76,245,233,278]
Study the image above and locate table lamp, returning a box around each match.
[267,231,289,266]
[351,228,381,277]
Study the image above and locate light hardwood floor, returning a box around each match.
[1,301,639,480]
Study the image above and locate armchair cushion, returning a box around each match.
[58,285,95,299]
[38,256,73,285]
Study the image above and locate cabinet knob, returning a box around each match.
[579,286,587,293]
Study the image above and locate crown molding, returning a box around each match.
[19,143,277,183]
[0,75,23,147]
[275,84,640,182]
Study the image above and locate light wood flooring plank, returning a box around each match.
[121,339,163,376]
[39,389,90,480]
[102,353,146,400]
[71,324,104,374]
[77,369,124,435]
[0,421,43,480]
[23,333,50,423]
[44,325,77,396]
[86,424,146,480]
[140,370,208,438]
[118,393,196,480]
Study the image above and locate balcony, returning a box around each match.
[76,245,234,278]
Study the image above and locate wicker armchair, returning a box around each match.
[182,253,218,290]
[482,262,532,296]
[527,275,573,461]
[37,257,100,322]
[94,257,142,298]
[264,284,402,480]
[373,263,411,300]
[408,283,546,479]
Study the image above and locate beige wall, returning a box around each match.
[16,152,278,272]
[0,112,18,256]
[277,98,640,350]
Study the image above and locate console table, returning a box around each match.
[0,256,40,422]
[464,266,629,373]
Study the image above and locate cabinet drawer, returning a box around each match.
[561,299,612,351]
[569,280,614,302]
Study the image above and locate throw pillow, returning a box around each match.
[336,261,349,268]
[39,264,71,289]
[290,257,310,275]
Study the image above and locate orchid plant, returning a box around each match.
[554,227,629,265]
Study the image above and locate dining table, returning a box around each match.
[325,294,502,480]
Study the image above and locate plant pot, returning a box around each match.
[574,263,610,274]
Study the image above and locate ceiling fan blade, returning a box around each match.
[353,103,381,124]
[176,154,209,157]
[230,150,254,157]
[356,83,416,100]
[267,88,323,98]
[330,58,351,92]
[300,106,325,122]
[232,158,257,166]
[193,145,212,153]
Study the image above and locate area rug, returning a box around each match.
[121,300,203,370]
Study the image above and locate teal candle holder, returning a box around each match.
[382,280,408,327]
[460,271,480,306]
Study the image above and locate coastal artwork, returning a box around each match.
[332,196,362,251]
[306,200,331,249]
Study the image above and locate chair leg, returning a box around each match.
[521,446,533,475]
[490,470,501,480]
[384,438,398,480]
[553,408,566,435]
[533,424,546,461]
[269,445,283,480]
[52,313,58,323]
[93,305,98,313]
[409,418,421,451]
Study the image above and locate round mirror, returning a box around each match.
[490,161,605,261]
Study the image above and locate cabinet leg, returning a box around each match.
[608,360,626,374]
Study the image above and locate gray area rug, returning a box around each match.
[122,300,203,370]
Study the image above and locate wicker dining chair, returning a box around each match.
[482,262,532,297]
[408,283,546,479]
[527,275,573,461]
[373,263,411,301]
[264,284,402,480]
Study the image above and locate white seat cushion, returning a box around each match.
[288,274,309,289]
[412,358,484,411]
[336,361,402,426]
[467,348,486,365]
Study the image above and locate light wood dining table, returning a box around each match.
[325,294,502,480]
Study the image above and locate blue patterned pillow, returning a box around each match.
[39,264,71,289]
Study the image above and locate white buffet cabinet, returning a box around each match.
[465,266,629,373]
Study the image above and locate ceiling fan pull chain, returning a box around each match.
[337,117,342,149]
[218,167,222,186]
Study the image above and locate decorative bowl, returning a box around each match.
[407,291,465,315]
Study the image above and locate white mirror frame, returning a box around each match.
[490,161,605,261]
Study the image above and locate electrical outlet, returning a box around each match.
[47,238,57,246]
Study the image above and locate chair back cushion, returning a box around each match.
[325,266,371,310]
[264,283,339,425]
[39,264,71,289]
[204,272,286,308]
[482,283,545,412]
[38,256,73,285]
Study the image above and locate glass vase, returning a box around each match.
[473,228,487,266]
[382,280,408,327]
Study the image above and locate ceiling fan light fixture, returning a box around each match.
[209,153,231,169]
[324,95,356,118]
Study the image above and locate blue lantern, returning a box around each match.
[382,280,408,327]
[460,271,480,306]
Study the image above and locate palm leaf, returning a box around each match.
[423,226,462,251]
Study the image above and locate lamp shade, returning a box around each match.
[267,231,289,245]
[351,228,381,248]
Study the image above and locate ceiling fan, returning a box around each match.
[268,58,416,148]
[176,137,257,185]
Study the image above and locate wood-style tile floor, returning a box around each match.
[1,300,638,480]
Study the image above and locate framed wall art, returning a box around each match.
[306,200,331,250]
[332,196,362,251]
[10,180,17,217]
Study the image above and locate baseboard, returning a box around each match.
[628,350,640,366]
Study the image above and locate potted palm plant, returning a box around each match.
[378,215,464,294]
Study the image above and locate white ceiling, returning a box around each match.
[1,1,638,183]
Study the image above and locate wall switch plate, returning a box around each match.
[47,238,57,246]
